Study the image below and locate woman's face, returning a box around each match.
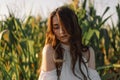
[52,15,70,45]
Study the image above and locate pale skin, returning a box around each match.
[41,16,95,72]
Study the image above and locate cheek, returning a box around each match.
[53,30,60,38]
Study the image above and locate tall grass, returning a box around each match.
[0,14,46,80]
[0,1,120,80]
[72,0,120,79]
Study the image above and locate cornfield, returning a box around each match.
[0,0,120,80]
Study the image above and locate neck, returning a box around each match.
[61,42,70,46]
[61,43,70,50]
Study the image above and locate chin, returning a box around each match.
[61,40,69,44]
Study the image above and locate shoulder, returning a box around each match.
[42,44,55,55]
[89,47,95,55]
[82,46,95,58]
[88,46,95,60]
[82,46,95,69]
[88,46,95,69]
[41,44,56,71]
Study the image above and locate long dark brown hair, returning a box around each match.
[45,6,91,80]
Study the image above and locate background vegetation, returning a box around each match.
[0,0,120,80]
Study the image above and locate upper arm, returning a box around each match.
[41,44,56,71]
[88,47,95,69]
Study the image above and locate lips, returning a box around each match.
[60,35,67,39]
[60,35,67,38]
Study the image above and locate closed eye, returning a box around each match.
[53,24,60,29]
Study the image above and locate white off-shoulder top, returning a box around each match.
[38,44,101,80]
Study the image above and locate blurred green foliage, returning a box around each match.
[0,14,46,80]
[72,0,120,80]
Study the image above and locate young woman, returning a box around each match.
[38,6,101,80]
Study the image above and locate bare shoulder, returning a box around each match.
[42,44,55,55]
[88,46,96,69]
[41,44,56,71]
[89,46,95,55]
[82,46,95,69]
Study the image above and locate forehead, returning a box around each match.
[52,16,58,24]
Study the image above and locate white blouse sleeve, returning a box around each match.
[38,69,57,80]
[88,68,101,80]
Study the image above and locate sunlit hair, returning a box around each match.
[45,6,90,80]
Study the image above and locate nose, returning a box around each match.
[60,27,65,35]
